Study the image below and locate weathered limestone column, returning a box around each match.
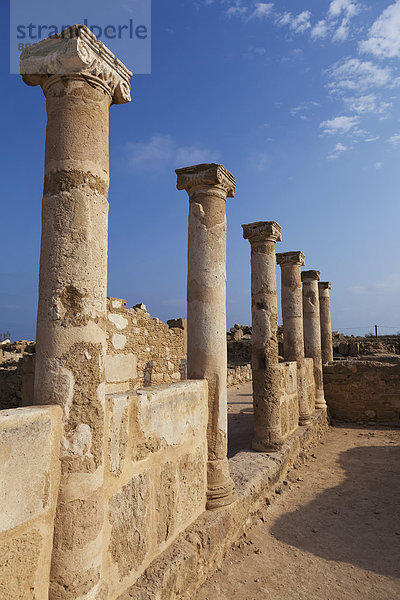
[242,222,284,451]
[319,282,334,363]
[176,163,236,509]
[276,252,312,425]
[21,26,132,599]
[302,271,326,409]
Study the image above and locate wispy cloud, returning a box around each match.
[290,100,320,117]
[328,142,348,159]
[388,133,400,146]
[127,134,220,171]
[343,94,392,116]
[320,115,360,135]
[327,58,394,94]
[359,1,400,58]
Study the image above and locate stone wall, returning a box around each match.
[278,362,300,438]
[106,298,187,394]
[102,380,208,598]
[227,363,252,387]
[324,358,400,425]
[0,406,62,600]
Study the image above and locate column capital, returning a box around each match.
[301,270,320,282]
[176,163,236,198]
[20,24,132,104]
[242,221,282,243]
[318,281,332,291]
[276,251,305,267]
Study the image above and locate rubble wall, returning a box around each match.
[102,380,208,598]
[324,359,400,425]
[0,406,62,600]
[106,298,187,395]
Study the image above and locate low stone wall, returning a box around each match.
[0,406,62,600]
[227,363,252,387]
[278,362,299,438]
[106,298,187,395]
[118,409,328,600]
[324,359,400,425]
[102,380,208,598]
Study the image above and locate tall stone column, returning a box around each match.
[301,270,326,409]
[176,163,236,510]
[242,222,284,451]
[319,282,334,363]
[21,26,132,599]
[276,252,312,425]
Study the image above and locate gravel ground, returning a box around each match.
[196,420,400,600]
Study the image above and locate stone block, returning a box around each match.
[108,471,152,578]
[106,353,137,383]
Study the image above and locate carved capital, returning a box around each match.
[20,24,132,104]
[242,221,282,244]
[301,270,320,282]
[276,251,305,267]
[318,281,332,291]
[176,163,236,198]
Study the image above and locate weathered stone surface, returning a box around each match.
[131,381,208,461]
[0,406,62,600]
[21,25,132,598]
[109,472,152,578]
[324,359,400,424]
[177,163,236,509]
[242,221,283,452]
[318,282,334,363]
[106,298,187,394]
[302,270,326,409]
[117,410,328,600]
[276,251,313,425]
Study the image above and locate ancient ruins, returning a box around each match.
[1,25,399,600]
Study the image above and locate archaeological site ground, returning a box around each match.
[1,22,399,600]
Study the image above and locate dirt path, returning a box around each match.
[196,421,400,600]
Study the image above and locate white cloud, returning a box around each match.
[388,133,400,146]
[311,20,329,39]
[290,101,319,117]
[226,5,248,18]
[320,115,360,135]
[327,58,394,93]
[375,161,383,169]
[343,94,392,115]
[127,134,220,170]
[328,142,348,159]
[360,1,400,58]
[277,10,312,34]
[328,0,360,20]
[249,2,274,19]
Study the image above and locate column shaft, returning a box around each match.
[276,252,313,425]
[21,25,132,600]
[302,271,326,409]
[177,164,236,509]
[243,222,283,452]
[319,282,334,363]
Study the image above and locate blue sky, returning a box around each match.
[1,0,400,340]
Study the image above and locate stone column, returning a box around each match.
[276,252,312,425]
[319,282,334,363]
[242,222,284,451]
[301,270,326,409]
[21,26,132,599]
[176,163,236,510]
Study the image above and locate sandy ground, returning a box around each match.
[196,384,400,600]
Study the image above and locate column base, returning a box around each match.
[315,396,327,409]
[252,436,284,453]
[299,416,312,426]
[206,459,236,510]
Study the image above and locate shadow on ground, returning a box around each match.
[270,443,400,579]
[227,390,253,458]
